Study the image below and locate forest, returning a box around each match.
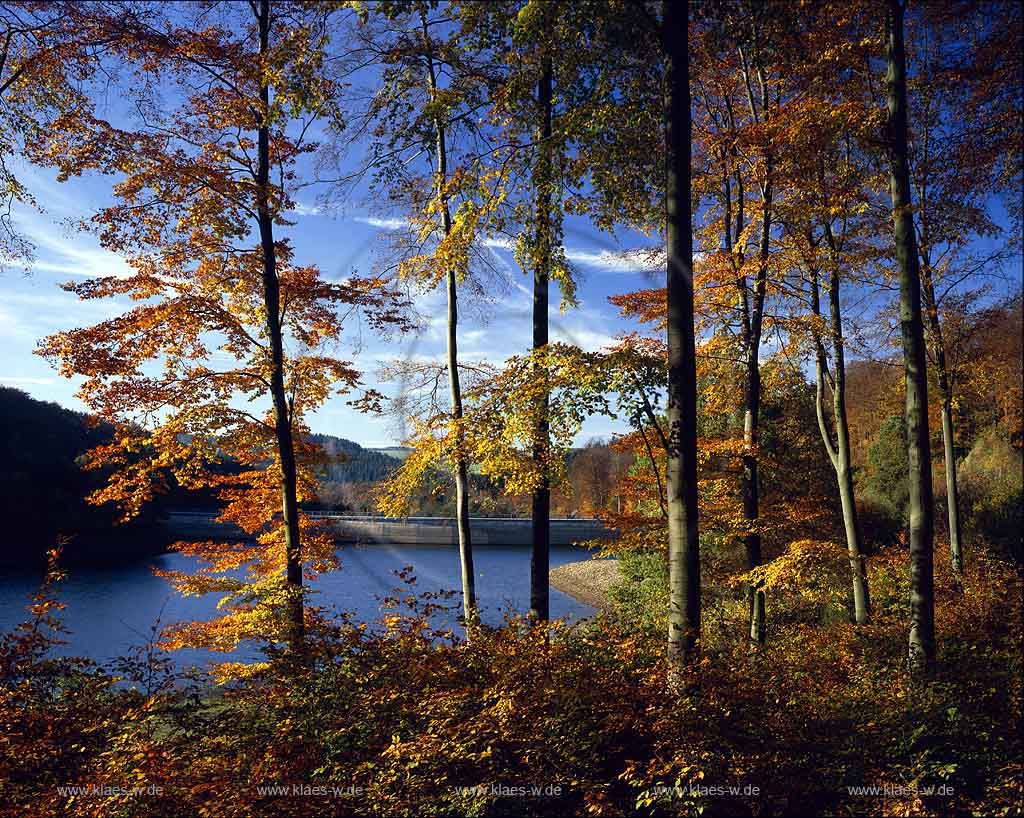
[0,0,1021,816]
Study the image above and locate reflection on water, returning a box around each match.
[0,544,596,670]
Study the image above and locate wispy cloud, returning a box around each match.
[0,304,35,342]
[551,324,618,352]
[25,220,134,280]
[287,201,323,216]
[482,236,515,251]
[563,247,665,274]
[354,216,408,231]
[0,376,55,386]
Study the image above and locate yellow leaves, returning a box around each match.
[515,0,547,30]
[733,539,848,601]
[210,661,270,684]
[376,436,442,518]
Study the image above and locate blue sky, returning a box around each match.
[0,160,660,447]
[4,150,1017,450]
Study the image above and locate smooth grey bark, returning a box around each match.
[422,15,476,630]
[529,54,552,623]
[921,271,964,580]
[256,0,303,650]
[664,0,700,671]
[939,397,962,572]
[885,0,936,675]
[810,226,870,624]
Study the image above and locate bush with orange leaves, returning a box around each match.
[1,545,1021,818]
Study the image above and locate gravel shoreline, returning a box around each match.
[550,559,620,612]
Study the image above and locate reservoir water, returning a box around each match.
[0,543,597,670]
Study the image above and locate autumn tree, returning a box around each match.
[514,0,557,623]
[902,0,1022,580]
[949,292,1023,450]
[373,0,652,622]
[789,212,873,622]
[35,0,405,663]
[0,1,113,269]
[884,0,935,674]
[346,0,508,630]
[419,5,477,628]
[770,5,884,624]
[479,0,667,622]
[659,0,700,670]
[566,439,630,515]
[692,2,801,647]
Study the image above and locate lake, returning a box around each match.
[0,543,597,670]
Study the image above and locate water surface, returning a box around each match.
[0,543,596,670]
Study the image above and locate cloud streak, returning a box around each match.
[563,246,665,274]
[22,216,134,280]
[287,202,323,216]
[0,376,55,386]
[354,216,408,231]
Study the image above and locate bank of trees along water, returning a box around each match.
[1,1,1022,815]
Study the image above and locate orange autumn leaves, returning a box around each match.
[34,3,409,656]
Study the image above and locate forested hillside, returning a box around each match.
[0,387,162,565]
[307,434,398,484]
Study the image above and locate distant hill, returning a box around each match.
[0,387,163,566]
[370,446,414,461]
[308,434,399,483]
[0,387,411,560]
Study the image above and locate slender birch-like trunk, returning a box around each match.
[422,15,476,630]
[809,231,870,624]
[921,270,964,580]
[885,0,936,675]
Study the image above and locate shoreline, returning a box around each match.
[550,558,620,612]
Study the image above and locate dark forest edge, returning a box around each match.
[0,386,635,566]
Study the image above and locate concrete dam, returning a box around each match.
[163,511,616,547]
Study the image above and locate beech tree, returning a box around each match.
[772,7,881,624]
[692,3,793,647]
[663,0,700,670]
[347,0,505,631]
[0,1,111,269]
[35,0,406,663]
[884,0,935,674]
[432,0,638,621]
[903,0,1021,580]
[805,231,872,623]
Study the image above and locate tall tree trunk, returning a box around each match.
[810,238,870,624]
[742,179,769,649]
[939,394,962,572]
[736,52,770,648]
[529,54,552,623]
[885,0,936,675]
[422,16,476,631]
[664,0,700,672]
[922,271,964,580]
[829,267,871,623]
[256,0,303,650]
[742,357,765,646]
